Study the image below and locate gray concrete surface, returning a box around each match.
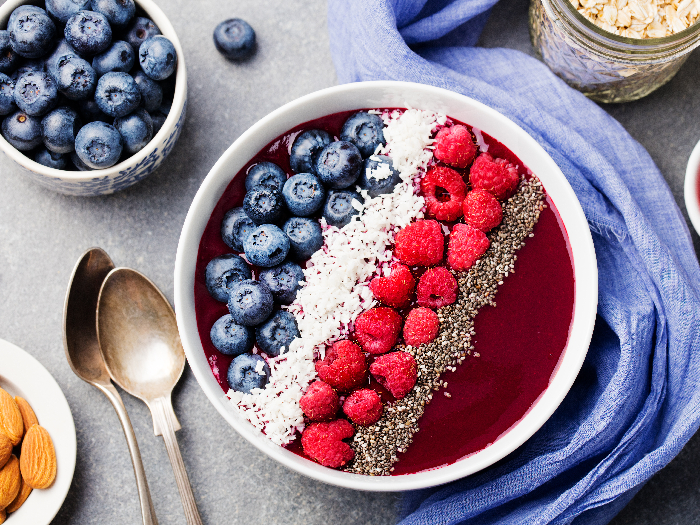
[0,0,698,523]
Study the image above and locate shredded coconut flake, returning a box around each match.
[226,108,445,445]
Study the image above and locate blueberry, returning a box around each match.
[8,6,46,29]
[74,120,122,168]
[227,279,274,326]
[90,0,135,28]
[132,70,162,112]
[71,150,92,170]
[323,190,362,228]
[255,310,300,357]
[243,224,290,268]
[315,140,362,189]
[94,71,140,117]
[227,353,269,393]
[34,147,67,169]
[0,74,16,116]
[358,155,401,198]
[64,11,112,56]
[281,173,325,216]
[149,108,166,134]
[12,58,46,81]
[13,71,58,116]
[42,106,81,153]
[92,40,135,76]
[76,97,109,123]
[242,187,285,225]
[340,111,386,158]
[210,314,254,356]
[289,129,331,174]
[46,39,79,81]
[124,17,160,50]
[1,111,43,150]
[55,55,96,100]
[283,217,323,260]
[139,36,176,81]
[221,207,256,252]
[114,107,152,153]
[245,161,286,192]
[45,0,91,24]
[213,19,256,61]
[258,261,305,304]
[204,253,252,303]
[9,9,57,59]
[0,31,21,74]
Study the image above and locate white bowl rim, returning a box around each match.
[684,139,700,236]
[0,0,187,183]
[174,80,598,492]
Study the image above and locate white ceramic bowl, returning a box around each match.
[174,81,598,491]
[0,0,187,196]
[684,139,700,236]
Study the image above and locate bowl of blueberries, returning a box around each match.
[0,0,187,196]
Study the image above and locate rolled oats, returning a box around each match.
[570,0,700,37]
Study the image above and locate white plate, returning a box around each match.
[684,139,700,236]
[0,338,76,523]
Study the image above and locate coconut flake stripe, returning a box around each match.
[225,109,445,445]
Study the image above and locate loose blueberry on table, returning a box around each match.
[194,108,576,475]
[0,1,178,171]
[213,18,256,61]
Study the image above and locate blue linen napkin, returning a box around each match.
[327,1,700,523]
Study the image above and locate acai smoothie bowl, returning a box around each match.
[174,81,597,491]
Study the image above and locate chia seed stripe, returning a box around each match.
[343,176,547,476]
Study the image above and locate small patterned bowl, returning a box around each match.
[0,0,187,196]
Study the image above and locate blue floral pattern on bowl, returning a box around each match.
[13,98,187,197]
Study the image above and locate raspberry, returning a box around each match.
[469,152,519,200]
[343,388,383,426]
[463,189,503,232]
[421,166,467,222]
[315,340,367,392]
[299,380,340,422]
[447,223,490,272]
[433,125,477,168]
[369,263,415,308]
[354,307,402,355]
[301,419,355,468]
[369,351,417,399]
[403,307,439,346]
[416,267,458,308]
[394,220,444,267]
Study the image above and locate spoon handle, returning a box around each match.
[98,382,159,525]
[152,396,203,525]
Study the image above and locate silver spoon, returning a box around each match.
[63,248,158,525]
[96,267,203,525]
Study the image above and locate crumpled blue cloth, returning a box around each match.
[327,1,700,524]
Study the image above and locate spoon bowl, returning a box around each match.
[97,267,202,525]
[97,268,184,418]
[63,248,158,525]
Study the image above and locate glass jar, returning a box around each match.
[529,0,700,103]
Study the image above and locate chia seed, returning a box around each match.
[343,176,546,476]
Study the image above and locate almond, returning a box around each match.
[14,397,38,438]
[19,425,56,490]
[0,389,22,446]
[0,455,20,509]
[0,433,10,471]
[5,473,31,513]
